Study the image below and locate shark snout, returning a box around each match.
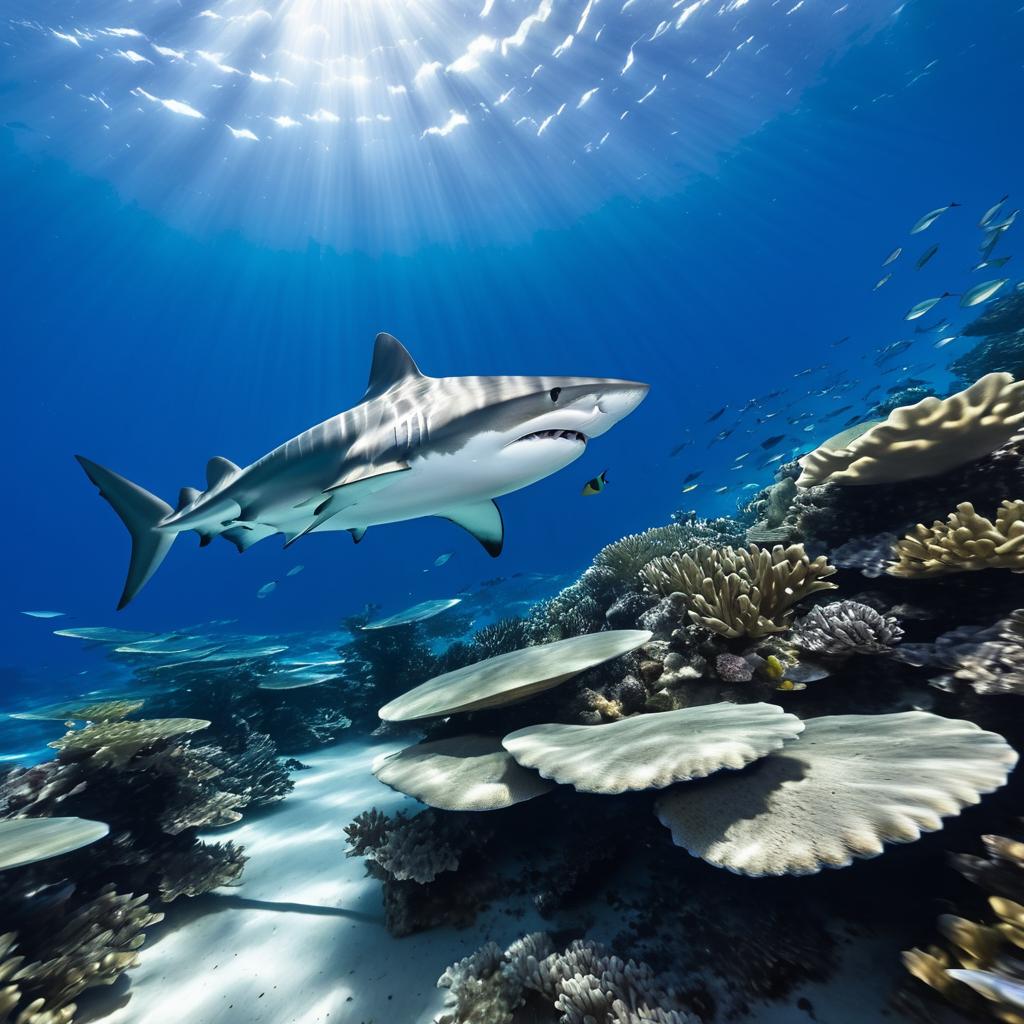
[589,380,649,435]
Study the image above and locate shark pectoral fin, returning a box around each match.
[326,460,410,492]
[349,527,367,544]
[439,500,504,557]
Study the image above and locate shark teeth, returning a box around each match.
[514,429,587,444]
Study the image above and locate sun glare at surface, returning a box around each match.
[5,0,904,249]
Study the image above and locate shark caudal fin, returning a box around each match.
[76,456,176,610]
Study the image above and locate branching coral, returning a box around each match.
[887,500,1024,577]
[950,330,1024,387]
[0,883,163,1024]
[796,373,1024,487]
[436,933,699,1024]
[345,808,465,884]
[199,731,294,808]
[903,829,1024,1022]
[639,544,837,638]
[789,600,904,655]
[1,717,249,906]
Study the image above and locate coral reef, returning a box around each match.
[789,600,904,655]
[502,703,803,794]
[796,373,1024,488]
[830,531,902,577]
[345,807,496,936]
[435,932,699,1024]
[639,544,837,638]
[745,476,798,545]
[888,499,1024,577]
[378,631,651,721]
[1,717,250,904]
[950,330,1024,386]
[896,610,1024,696]
[902,827,1024,1022]
[372,735,554,811]
[962,290,1024,338]
[655,712,1017,876]
[0,883,163,1024]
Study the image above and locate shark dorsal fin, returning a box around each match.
[177,487,201,511]
[363,333,424,400]
[206,457,240,489]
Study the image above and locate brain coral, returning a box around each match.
[887,499,1024,577]
[655,712,1017,877]
[796,373,1024,488]
[502,703,804,795]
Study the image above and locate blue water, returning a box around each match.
[1,0,1021,694]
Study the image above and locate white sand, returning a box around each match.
[82,737,544,1024]
[79,736,917,1024]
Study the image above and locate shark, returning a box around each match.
[78,333,649,609]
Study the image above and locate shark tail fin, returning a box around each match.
[76,455,176,610]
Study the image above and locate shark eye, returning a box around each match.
[549,387,562,403]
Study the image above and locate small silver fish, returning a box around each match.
[286,564,304,577]
[257,581,277,598]
[881,247,902,266]
[873,273,891,291]
[978,195,1008,228]
[910,202,959,234]
[934,335,959,349]
[905,295,946,320]
[434,552,453,567]
[960,278,1008,307]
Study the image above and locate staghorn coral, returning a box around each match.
[0,719,248,905]
[789,600,904,655]
[156,841,246,901]
[0,883,163,1024]
[902,828,1024,1022]
[888,499,1024,577]
[345,808,469,884]
[436,933,699,1024]
[796,373,1024,488]
[469,618,536,660]
[199,730,293,808]
[640,544,837,638]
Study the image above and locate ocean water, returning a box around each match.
[1,1,1023,1022]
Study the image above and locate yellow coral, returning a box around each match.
[887,500,1024,578]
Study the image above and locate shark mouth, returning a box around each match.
[511,429,588,445]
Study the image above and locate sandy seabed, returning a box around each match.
[77,738,913,1024]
